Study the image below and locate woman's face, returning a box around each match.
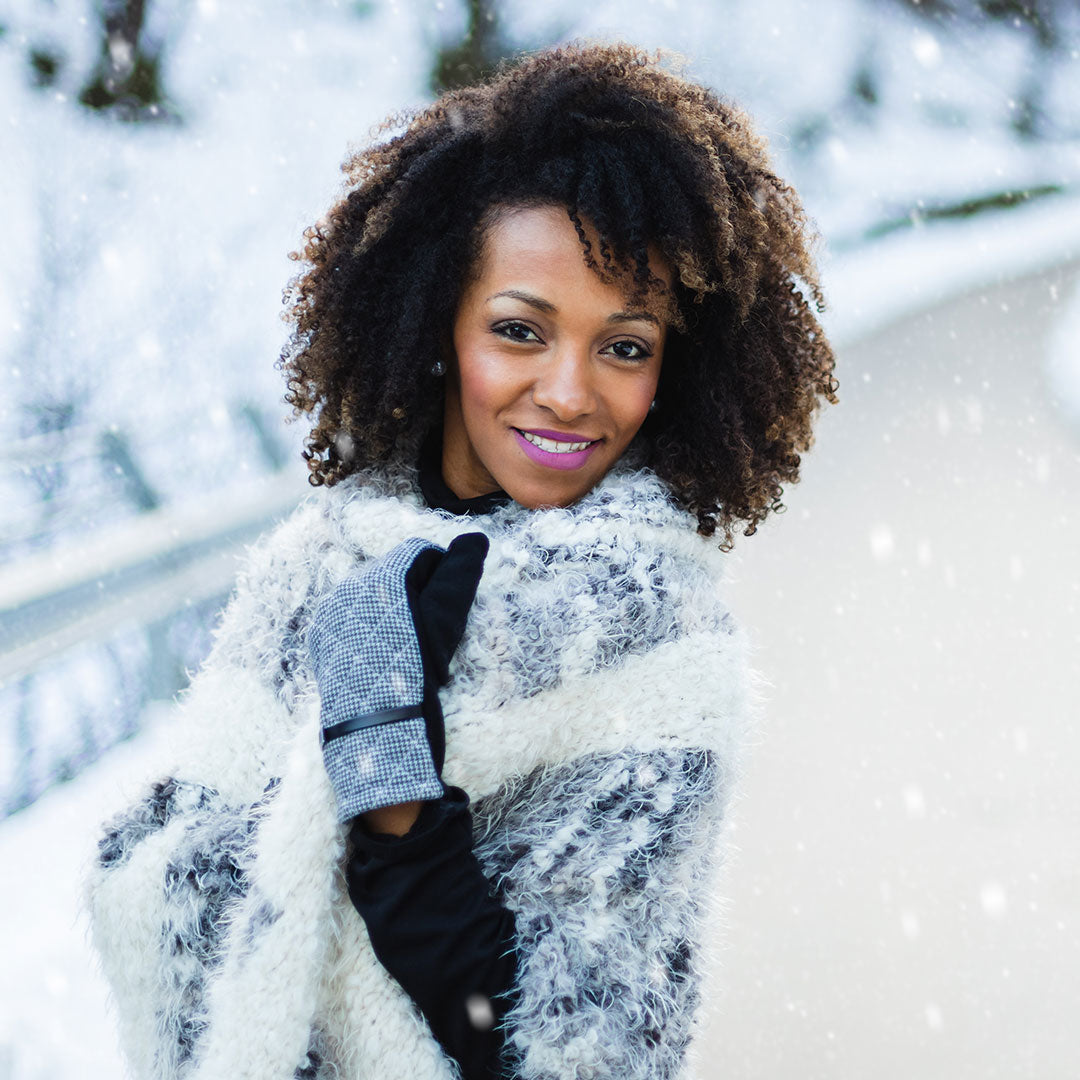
[442,204,672,509]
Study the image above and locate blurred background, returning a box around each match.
[0,0,1078,1076]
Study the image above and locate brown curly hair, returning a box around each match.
[280,41,838,548]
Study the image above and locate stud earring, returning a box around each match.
[430,360,446,377]
[648,398,658,413]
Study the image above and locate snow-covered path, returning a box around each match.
[703,254,1080,1077]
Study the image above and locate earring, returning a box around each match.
[648,398,658,413]
[430,360,446,377]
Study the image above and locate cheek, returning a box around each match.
[454,334,522,428]
[608,370,661,435]
[628,381,658,421]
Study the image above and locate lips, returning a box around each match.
[511,428,604,471]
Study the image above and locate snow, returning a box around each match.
[1045,272,1080,427]
[819,186,1080,349]
[0,703,174,1080]
[706,245,1080,1078]
[1,0,435,554]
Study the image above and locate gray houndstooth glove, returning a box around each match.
[308,533,489,823]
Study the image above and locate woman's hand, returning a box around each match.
[360,800,423,837]
[308,532,489,824]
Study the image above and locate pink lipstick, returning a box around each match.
[512,428,603,471]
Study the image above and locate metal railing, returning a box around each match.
[0,421,308,817]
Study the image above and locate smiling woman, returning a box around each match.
[85,40,837,1080]
[282,42,837,547]
[442,204,671,508]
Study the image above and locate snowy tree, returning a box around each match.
[893,0,1079,138]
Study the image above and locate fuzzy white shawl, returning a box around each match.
[85,451,764,1080]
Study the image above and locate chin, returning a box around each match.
[502,473,598,511]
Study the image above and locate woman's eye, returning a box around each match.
[493,321,541,343]
[604,339,652,362]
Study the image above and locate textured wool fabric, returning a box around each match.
[83,436,765,1080]
[309,536,445,821]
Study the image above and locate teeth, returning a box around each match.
[520,431,593,453]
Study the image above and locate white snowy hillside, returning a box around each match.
[1,1,1078,1078]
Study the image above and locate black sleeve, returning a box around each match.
[346,785,519,1080]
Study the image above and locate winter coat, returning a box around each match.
[84,438,764,1080]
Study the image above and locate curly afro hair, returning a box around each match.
[280,41,838,548]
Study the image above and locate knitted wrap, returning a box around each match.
[84,449,765,1080]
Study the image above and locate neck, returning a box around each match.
[417,424,510,516]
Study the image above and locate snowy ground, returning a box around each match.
[702,247,1080,1077]
[0,704,174,1080]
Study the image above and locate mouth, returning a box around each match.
[516,428,600,453]
[511,427,604,471]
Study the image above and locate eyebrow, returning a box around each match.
[486,289,659,326]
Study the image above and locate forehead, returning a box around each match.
[472,204,674,297]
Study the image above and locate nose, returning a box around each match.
[530,346,597,422]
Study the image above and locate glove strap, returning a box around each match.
[320,705,425,746]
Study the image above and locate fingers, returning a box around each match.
[441,531,490,580]
[401,543,445,596]
[413,532,489,685]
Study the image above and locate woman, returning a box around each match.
[86,41,837,1080]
